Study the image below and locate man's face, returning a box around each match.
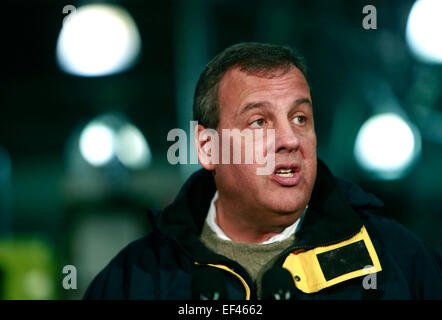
[214,66,317,224]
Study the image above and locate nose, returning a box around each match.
[274,120,300,154]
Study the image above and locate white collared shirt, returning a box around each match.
[205,191,306,245]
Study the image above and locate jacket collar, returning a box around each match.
[157,158,380,261]
[294,159,364,248]
[157,166,220,264]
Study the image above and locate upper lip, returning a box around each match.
[273,162,301,173]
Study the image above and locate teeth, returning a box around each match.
[277,172,294,177]
[276,168,294,177]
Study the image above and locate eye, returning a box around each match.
[250,118,266,128]
[293,115,306,125]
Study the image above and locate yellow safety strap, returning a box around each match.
[194,262,251,300]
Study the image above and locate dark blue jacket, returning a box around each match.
[84,159,442,300]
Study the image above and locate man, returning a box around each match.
[84,42,442,300]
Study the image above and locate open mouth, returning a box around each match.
[271,163,301,186]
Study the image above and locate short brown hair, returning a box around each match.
[193,42,310,129]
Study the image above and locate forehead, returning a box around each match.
[217,66,311,113]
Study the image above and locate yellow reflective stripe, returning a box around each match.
[194,262,251,300]
[283,225,382,294]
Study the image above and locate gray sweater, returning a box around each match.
[199,221,295,298]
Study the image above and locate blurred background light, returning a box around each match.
[354,113,421,180]
[115,124,151,169]
[56,4,141,77]
[0,239,56,299]
[77,114,151,169]
[79,121,115,167]
[406,0,442,64]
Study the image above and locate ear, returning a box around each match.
[194,124,218,171]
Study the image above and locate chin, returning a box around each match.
[264,197,307,215]
[262,186,306,210]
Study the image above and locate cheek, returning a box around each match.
[218,131,260,164]
[302,132,317,157]
[301,134,317,179]
[216,164,261,194]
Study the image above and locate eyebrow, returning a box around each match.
[237,97,312,117]
[237,101,272,117]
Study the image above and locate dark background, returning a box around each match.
[0,0,441,299]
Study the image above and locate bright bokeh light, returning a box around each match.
[406,0,442,64]
[78,114,151,169]
[354,113,421,180]
[79,122,115,166]
[116,124,151,169]
[56,4,141,76]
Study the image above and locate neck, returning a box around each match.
[215,194,302,244]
